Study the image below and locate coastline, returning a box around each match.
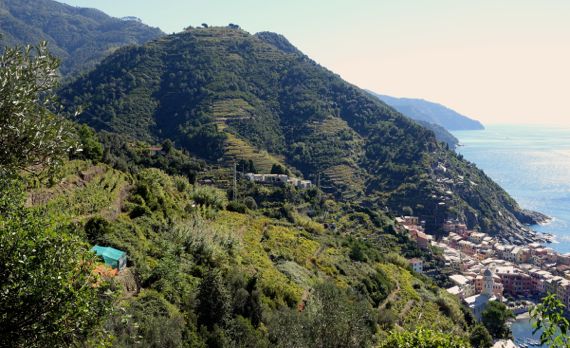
[452,124,570,254]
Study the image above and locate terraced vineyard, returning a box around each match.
[223,133,284,173]
[28,162,131,221]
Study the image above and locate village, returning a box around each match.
[397,216,570,324]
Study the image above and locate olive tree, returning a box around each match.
[0,187,110,347]
[0,41,75,175]
[0,42,108,347]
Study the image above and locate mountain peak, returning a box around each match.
[255,31,300,54]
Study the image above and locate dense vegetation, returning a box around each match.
[0,0,163,76]
[0,41,480,346]
[17,156,477,347]
[60,26,544,238]
[370,92,485,131]
[3,10,567,347]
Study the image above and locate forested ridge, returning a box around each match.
[60,26,544,238]
[0,0,163,75]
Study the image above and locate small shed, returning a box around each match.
[91,245,127,271]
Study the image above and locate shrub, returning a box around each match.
[243,196,257,210]
[227,201,248,214]
[84,216,110,244]
[379,328,469,348]
[191,186,228,211]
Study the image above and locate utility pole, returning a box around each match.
[233,161,237,201]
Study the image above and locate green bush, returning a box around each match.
[227,201,248,214]
[380,328,470,348]
[84,216,110,244]
[243,196,258,210]
[191,186,228,211]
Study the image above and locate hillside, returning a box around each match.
[18,158,471,346]
[59,26,545,240]
[0,0,164,75]
[371,92,485,131]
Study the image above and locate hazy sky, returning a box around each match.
[58,0,570,125]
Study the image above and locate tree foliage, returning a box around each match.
[531,293,570,348]
[0,178,109,347]
[269,282,375,348]
[481,301,513,339]
[469,324,493,348]
[0,42,73,175]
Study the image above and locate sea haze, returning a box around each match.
[452,124,570,253]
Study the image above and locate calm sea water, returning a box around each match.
[452,124,570,254]
[510,318,547,348]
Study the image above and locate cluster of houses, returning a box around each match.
[396,217,570,319]
[244,173,312,189]
[439,220,570,315]
[396,216,433,250]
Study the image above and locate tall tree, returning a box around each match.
[197,270,231,329]
[0,43,108,347]
[481,301,513,339]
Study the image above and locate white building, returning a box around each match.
[464,269,498,320]
[409,258,423,273]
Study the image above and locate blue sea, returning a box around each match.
[510,318,547,348]
[452,124,570,254]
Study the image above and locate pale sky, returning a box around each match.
[57,0,570,125]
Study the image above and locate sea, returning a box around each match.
[510,317,547,348]
[452,124,570,254]
[452,124,570,347]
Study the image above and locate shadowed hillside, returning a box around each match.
[0,0,164,75]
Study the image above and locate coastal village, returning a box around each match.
[398,216,570,346]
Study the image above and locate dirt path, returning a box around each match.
[101,183,133,221]
[399,299,416,318]
[379,280,401,310]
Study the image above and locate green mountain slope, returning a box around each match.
[24,158,470,346]
[60,26,546,240]
[0,0,164,75]
[370,92,485,131]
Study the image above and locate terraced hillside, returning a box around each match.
[23,160,471,345]
[60,26,546,237]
